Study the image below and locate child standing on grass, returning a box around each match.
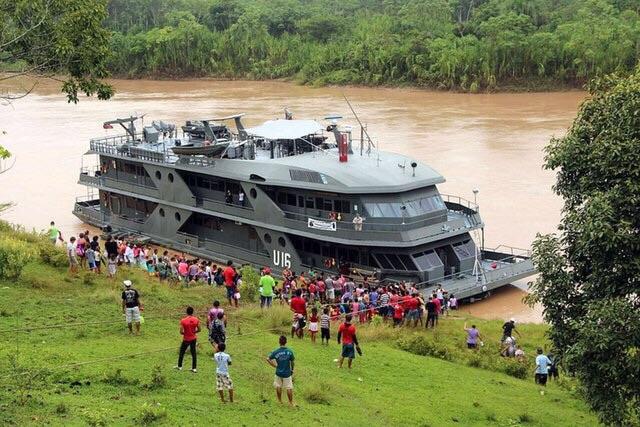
[308,307,319,343]
[214,342,234,403]
[108,254,117,278]
[320,307,331,345]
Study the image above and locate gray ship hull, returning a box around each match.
[74,116,536,300]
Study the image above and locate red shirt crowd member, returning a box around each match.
[337,314,360,369]
[290,289,307,338]
[432,294,442,314]
[177,306,200,372]
[223,260,237,307]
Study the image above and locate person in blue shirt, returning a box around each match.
[534,347,551,386]
[267,335,295,406]
[214,342,233,403]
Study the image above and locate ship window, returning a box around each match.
[158,208,165,217]
[315,197,324,210]
[278,237,286,248]
[384,254,405,270]
[287,194,296,206]
[413,250,443,270]
[298,196,304,208]
[364,202,406,217]
[335,200,350,213]
[321,245,333,257]
[278,193,286,204]
[324,199,333,211]
[374,254,393,269]
[264,233,272,244]
[155,171,161,180]
[398,254,417,271]
[168,173,174,183]
[175,212,181,222]
[250,188,257,199]
[187,176,196,186]
[305,197,314,209]
[405,195,446,216]
[369,254,379,267]
[452,240,475,260]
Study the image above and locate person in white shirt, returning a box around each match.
[214,342,234,403]
[238,191,245,207]
[67,236,78,274]
[124,244,135,265]
[352,214,364,231]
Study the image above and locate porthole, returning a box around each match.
[159,208,165,217]
[155,171,162,180]
[278,237,286,248]
[168,173,174,182]
[250,188,257,199]
[175,212,181,222]
[264,233,272,244]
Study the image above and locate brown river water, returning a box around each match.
[0,78,586,323]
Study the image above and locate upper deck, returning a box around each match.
[89,132,444,194]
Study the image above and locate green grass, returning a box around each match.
[0,254,597,425]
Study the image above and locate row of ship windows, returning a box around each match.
[363,195,445,218]
[276,192,352,214]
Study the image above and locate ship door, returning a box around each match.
[436,248,450,276]
[248,227,259,253]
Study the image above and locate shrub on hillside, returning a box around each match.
[397,335,453,360]
[499,359,529,380]
[238,265,260,302]
[0,237,36,279]
[37,241,68,267]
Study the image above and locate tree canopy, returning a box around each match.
[530,68,640,425]
[0,0,114,102]
[104,0,640,90]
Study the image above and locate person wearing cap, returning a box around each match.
[259,267,276,309]
[121,280,142,335]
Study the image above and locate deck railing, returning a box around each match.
[281,202,477,236]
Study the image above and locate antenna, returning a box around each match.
[342,93,376,154]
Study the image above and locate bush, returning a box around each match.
[144,365,167,390]
[238,265,260,302]
[137,403,167,425]
[500,359,529,380]
[302,383,332,405]
[37,242,68,267]
[397,335,439,357]
[102,369,139,386]
[0,237,36,279]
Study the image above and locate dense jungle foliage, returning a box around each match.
[105,0,640,90]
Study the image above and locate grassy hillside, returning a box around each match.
[0,224,597,426]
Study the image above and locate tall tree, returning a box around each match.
[530,69,640,425]
[0,0,114,168]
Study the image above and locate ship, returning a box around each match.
[73,112,536,300]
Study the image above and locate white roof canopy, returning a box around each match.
[246,119,323,140]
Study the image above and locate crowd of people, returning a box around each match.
[51,221,558,405]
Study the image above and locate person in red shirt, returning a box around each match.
[393,303,404,327]
[223,260,237,307]
[176,306,201,373]
[404,294,420,327]
[290,289,307,339]
[337,314,360,369]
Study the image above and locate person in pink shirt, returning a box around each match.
[207,300,226,329]
[178,259,189,282]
